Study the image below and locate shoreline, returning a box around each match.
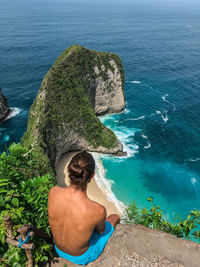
[55,151,124,216]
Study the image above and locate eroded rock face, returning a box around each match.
[0,88,10,121]
[22,45,125,167]
[51,224,200,267]
[90,59,125,116]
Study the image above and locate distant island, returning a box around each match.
[0,88,12,121]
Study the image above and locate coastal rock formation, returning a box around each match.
[0,88,10,121]
[91,60,125,115]
[22,45,125,167]
[51,224,200,267]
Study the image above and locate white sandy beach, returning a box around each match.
[55,152,122,216]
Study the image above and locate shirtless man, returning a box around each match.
[48,151,120,265]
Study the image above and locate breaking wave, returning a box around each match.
[126,80,141,84]
[92,152,126,214]
[162,94,176,111]
[189,158,200,162]
[4,107,23,121]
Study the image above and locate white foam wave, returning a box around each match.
[100,113,140,159]
[4,107,22,121]
[162,94,176,111]
[123,108,130,114]
[191,177,197,185]
[162,110,169,124]
[189,158,200,162]
[142,134,148,139]
[123,116,145,122]
[162,94,168,102]
[186,25,193,28]
[126,81,141,84]
[99,113,115,124]
[132,116,145,121]
[92,152,126,214]
[112,126,139,158]
[141,134,151,149]
[155,110,168,124]
[144,142,151,149]
[156,110,162,115]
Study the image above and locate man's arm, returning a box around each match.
[95,206,107,234]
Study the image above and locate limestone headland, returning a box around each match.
[22,45,125,169]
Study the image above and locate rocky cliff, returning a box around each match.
[22,45,125,167]
[51,224,200,267]
[0,88,10,121]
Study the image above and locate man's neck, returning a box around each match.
[68,184,87,197]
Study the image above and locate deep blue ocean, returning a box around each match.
[1,0,200,224]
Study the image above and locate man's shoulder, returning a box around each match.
[48,186,62,197]
[88,200,106,218]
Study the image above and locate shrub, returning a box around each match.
[124,198,200,240]
[0,143,56,266]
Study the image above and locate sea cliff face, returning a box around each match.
[0,88,10,121]
[90,59,125,116]
[22,45,125,167]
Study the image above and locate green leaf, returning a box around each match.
[42,256,48,261]
[0,189,8,193]
[0,195,5,207]
[6,203,11,209]
[0,178,9,183]
[0,182,10,187]
[11,198,19,207]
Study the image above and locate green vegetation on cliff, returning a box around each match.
[22,45,125,166]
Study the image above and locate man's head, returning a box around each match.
[68,151,95,191]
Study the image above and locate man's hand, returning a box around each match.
[106,214,120,228]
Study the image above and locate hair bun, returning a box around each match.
[68,151,95,190]
[70,163,83,178]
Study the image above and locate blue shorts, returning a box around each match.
[53,221,114,265]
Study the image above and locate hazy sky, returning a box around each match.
[2,0,200,5]
[49,0,200,5]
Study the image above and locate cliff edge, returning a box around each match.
[22,45,125,167]
[51,224,200,267]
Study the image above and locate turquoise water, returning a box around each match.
[100,69,200,220]
[100,112,200,221]
[1,0,200,223]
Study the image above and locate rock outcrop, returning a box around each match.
[22,45,125,168]
[51,224,200,267]
[0,88,10,121]
[91,60,125,116]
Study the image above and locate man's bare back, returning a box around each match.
[48,185,119,256]
[48,151,120,260]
